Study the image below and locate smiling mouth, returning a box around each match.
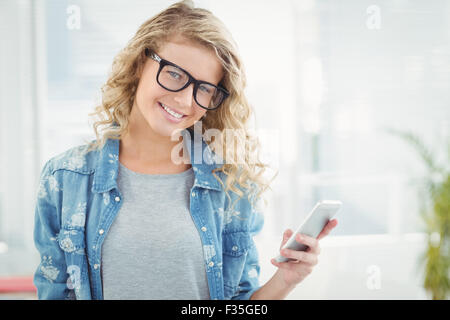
[158,102,187,119]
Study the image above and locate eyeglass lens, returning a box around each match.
[158,64,225,109]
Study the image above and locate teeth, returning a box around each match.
[161,103,183,118]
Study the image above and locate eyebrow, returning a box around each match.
[156,52,221,87]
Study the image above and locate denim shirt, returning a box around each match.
[33,128,264,300]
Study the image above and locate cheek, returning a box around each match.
[195,109,207,119]
[190,108,207,124]
[135,80,163,109]
[135,66,162,103]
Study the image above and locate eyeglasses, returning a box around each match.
[145,48,229,110]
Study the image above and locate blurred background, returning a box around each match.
[0,0,449,299]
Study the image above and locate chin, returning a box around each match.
[153,121,187,138]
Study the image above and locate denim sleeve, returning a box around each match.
[231,194,265,300]
[33,160,73,300]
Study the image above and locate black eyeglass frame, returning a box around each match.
[145,48,229,110]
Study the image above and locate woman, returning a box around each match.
[33,0,337,300]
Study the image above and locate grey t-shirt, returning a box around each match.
[101,162,210,300]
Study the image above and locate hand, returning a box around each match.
[270,219,338,288]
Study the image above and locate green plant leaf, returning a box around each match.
[385,127,450,300]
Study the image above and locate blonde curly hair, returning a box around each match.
[86,0,278,210]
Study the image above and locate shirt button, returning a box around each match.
[208,261,214,267]
[232,245,238,251]
[115,196,120,202]
[201,226,207,232]
[192,192,196,197]
[99,229,104,235]
[94,264,99,270]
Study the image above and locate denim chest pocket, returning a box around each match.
[222,231,254,299]
[57,228,86,254]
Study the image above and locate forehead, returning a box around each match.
[157,37,224,84]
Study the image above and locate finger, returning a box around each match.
[271,258,300,271]
[271,258,281,268]
[295,234,320,254]
[280,229,293,249]
[271,258,291,269]
[280,249,318,266]
[317,219,338,240]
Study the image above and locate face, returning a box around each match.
[131,36,224,139]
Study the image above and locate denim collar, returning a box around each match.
[92,127,223,193]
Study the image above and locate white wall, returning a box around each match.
[255,233,429,299]
[1,0,447,299]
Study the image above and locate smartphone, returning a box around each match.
[274,200,342,263]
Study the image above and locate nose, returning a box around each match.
[173,82,195,108]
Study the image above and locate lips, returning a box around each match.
[158,102,188,124]
[158,102,186,117]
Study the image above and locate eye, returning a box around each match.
[199,84,213,94]
[168,71,182,80]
